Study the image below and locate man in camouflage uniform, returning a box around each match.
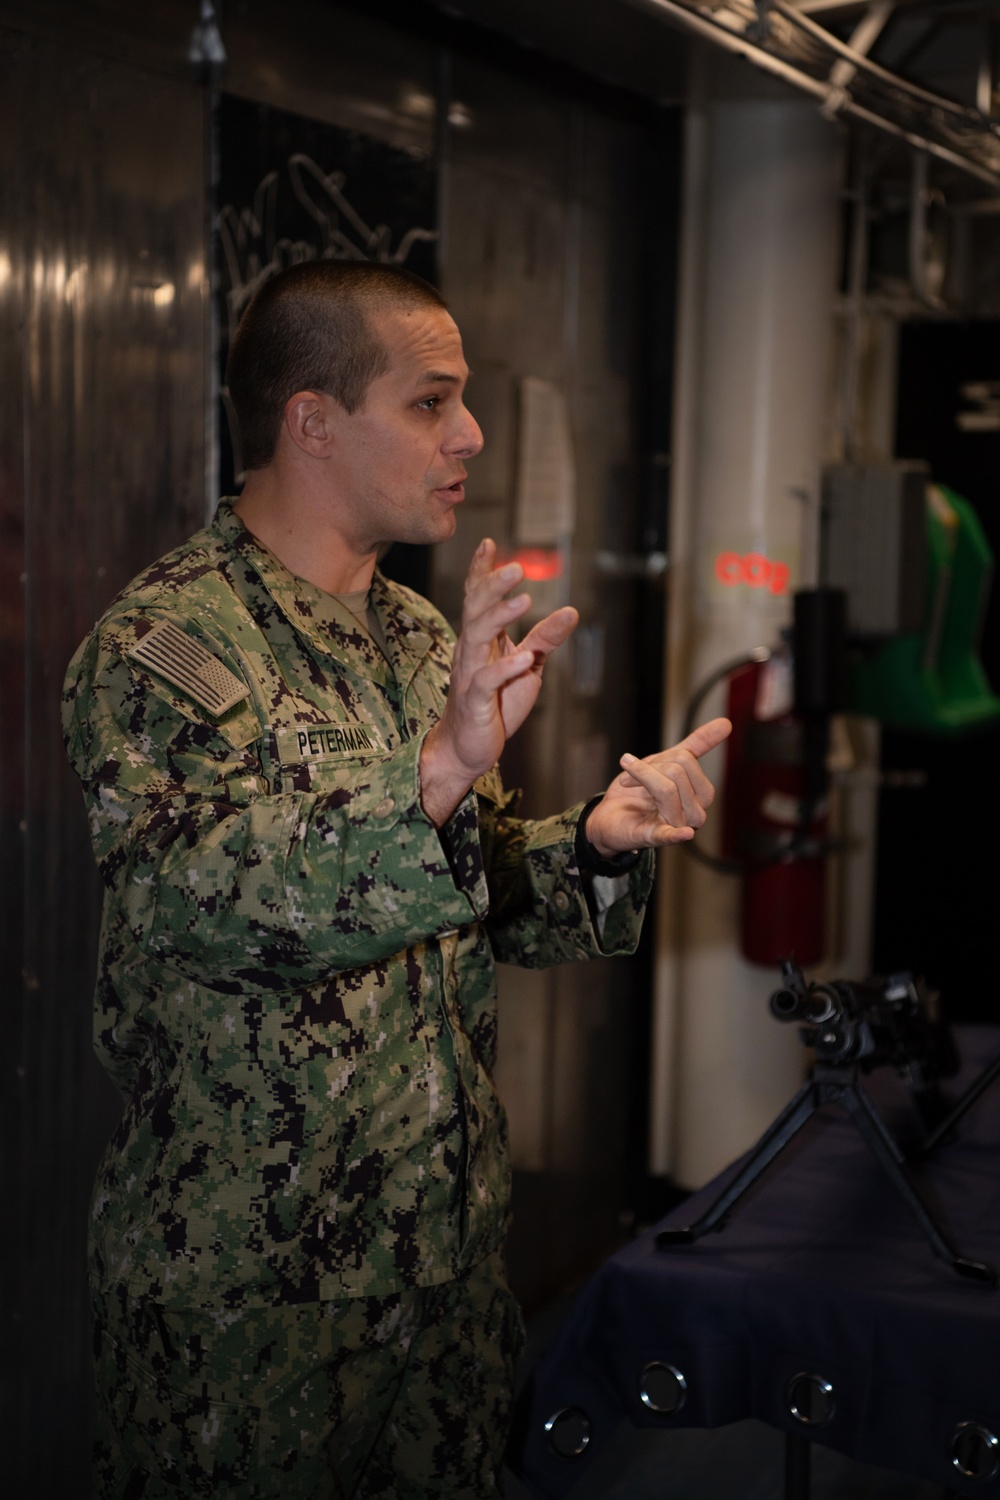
[63,261,729,1498]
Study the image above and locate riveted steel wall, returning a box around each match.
[0,22,207,1490]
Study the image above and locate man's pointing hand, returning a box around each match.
[584,718,733,857]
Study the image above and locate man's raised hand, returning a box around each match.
[584,718,733,857]
[419,539,578,826]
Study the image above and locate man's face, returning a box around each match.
[325,304,483,552]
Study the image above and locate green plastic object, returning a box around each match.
[851,484,1000,733]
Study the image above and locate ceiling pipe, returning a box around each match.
[621,0,1000,186]
[826,1,897,94]
[773,0,990,124]
[798,0,948,13]
[909,148,948,307]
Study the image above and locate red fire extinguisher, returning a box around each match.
[684,590,846,969]
[720,655,827,967]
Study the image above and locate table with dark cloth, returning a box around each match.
[510,1026,1000,1498]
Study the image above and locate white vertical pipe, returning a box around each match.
[652,56,841,1188]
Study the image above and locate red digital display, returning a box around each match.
[714,550,790,596]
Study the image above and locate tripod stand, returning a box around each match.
[919,1048,1000,1157]
[656,1057,997,1284]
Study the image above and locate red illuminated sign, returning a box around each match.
[496,548,563,582]
[714,550,790,596]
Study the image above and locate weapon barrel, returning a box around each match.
[769,985,838,1024]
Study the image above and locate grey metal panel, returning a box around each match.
[223,0,438,155]
[435,56,574,634]
[0,0,438,154]
[440,50,655,1308]
[820,462,929,636]
[450,55,574,196]
[422,0,687,104]
[1,27,206,1491]
[0,31,31,1474]
[0,0,199,78]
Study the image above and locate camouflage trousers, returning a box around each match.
[92,1251,524,1500]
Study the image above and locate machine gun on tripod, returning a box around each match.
[657,960,997,1285]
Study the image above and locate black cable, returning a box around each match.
[680,646,841,875]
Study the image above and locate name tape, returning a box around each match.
[276,723,386,761]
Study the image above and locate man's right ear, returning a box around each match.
[283,390,334,457]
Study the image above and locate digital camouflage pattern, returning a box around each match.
[93,1248,522,1498]
[62,498,653,1312]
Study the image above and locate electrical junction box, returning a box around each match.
[820,463,928,638]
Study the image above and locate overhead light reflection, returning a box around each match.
[132,279,177,307]
[64,261,89,301]
[401,88,435,118]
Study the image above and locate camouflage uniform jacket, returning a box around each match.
[62,499,653,1310]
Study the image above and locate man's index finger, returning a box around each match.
[678,716,733,760]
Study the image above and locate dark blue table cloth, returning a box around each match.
[510,1026,1000,1497]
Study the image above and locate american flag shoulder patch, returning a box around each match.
[127,618,251,717]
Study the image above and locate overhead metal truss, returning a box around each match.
[623,0,1000,188]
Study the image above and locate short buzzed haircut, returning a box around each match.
[226,261,447,471]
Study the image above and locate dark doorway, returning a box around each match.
[874,321,1000,1022]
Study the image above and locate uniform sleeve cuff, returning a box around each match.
[575,794,641,876]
